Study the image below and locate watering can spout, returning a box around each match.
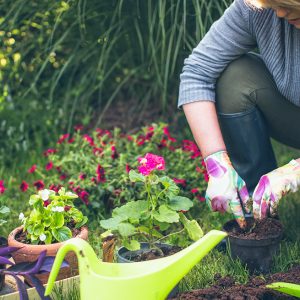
[161,230,227,286]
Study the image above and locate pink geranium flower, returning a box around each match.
[138,153,165,176]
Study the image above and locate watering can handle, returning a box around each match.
[266,282,300,298]
[44,238,97,296]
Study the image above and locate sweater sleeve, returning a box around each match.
[178,0,256,108]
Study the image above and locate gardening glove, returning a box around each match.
[252,159,300,219]
[204,150,250,229]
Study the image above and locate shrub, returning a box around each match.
[7,123,208,223]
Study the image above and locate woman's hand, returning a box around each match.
[252,159,300,219]
[205,151,250,228]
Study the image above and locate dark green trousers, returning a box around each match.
[216,53,300,150]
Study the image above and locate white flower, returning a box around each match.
[51,206,64,212]
[39,234,46,242]
[19,212,25,221]
[39,189,51,201]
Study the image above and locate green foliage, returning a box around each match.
[20,187,88,244]
[0,0,232,164]
[0,204,10,226]
[100,153,203,251]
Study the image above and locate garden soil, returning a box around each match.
[223,217,283,239]
[175,264,300,299]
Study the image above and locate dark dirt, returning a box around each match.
[175,264,300,300]
[223,217,283,240]
[128,245,182,262]
[15,225,81,245]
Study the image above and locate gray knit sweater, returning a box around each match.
[178,0,300,108]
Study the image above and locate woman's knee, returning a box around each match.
[216,54,273,114]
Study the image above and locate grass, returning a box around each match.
[0,133,300,299]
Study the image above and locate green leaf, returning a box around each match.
[69,208,83,223]
[159,176,179,197]
[179,213,204,241]
[52,213,64,228]
[117,223,136,237]
[75,216,88,229]
[113,200,148,220]
[29,195,41,206]
[52,226,72,242]
[129,170,145,182]
[153,205,179,223]
[44,231,52,244]
[0,206,10,214]
[33,224,44,236]
[123,239,140,251]
[168,196,193,211]
[100,216,124,230]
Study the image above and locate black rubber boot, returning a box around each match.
[218,107,277,195]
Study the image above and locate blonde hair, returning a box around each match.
[246,0,300,8]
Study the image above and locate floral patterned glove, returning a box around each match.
[204,151,250,228]
[252,159,300,219]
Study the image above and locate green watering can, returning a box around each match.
[45,230,227,300]
[267,282,300,298]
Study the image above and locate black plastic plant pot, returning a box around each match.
[117,242,179,298]
[223,218,283,274]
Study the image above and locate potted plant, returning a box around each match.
[100,153,204,260]
[223,216,283,273]
[8,187,88,284]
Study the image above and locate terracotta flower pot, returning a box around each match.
[8,226,88,285]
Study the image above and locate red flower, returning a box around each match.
[125,164,131,173]
[49,184,62,193]
[191,188,205,202]
[173,178,187,188]
[127,135,134,141]
[136,135,146,146]
[78,190,89,205]
[83,134,95,146]
[28,164,37,173]
[93,147,103,156]
[95,128,112,138]
[163,127,176,142]
[0,180,6,194]
[79,173,86,180]
[74,124,84,131]
[68,137,75,143]
[43,148,57,157]
[57,134,70,144]
[138,153,165,176]
[33,180,45,190]
[182,140,202,159]
[96,165,106,183]
[43,200,50,207]
[59,174,67,181]
[111,145,118,159]
[45,161,53,171]
[20,181,29,192]
[64,205,72,211]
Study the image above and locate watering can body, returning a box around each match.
[45,230,227,300]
